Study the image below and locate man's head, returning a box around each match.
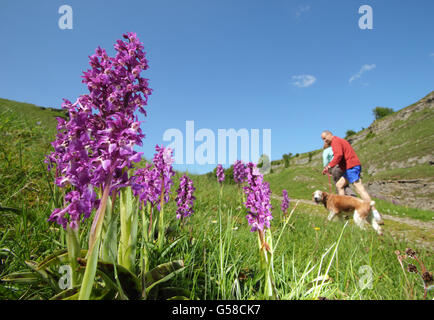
[321,130,333,145]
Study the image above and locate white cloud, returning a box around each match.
[349,64,376,83]
[296,5,311,18]
[291,74,317,88]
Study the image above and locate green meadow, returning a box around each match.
[0,97,432,300]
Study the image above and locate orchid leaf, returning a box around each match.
[36,249,88,270]
[167,296,190,300]
[158,286,191,300]
[144,260,186,294]
[1,272,39,283]
[77,258,141,300]
[78,238,101,300]
[50,287,79,300]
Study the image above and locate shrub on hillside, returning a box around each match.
[373,106,394,120]
[345,130,356,138]
[365,131,376,139]
[282,153,291,168]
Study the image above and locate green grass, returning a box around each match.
[2,172,433,299]
[373,199,434,222]
[0,97,433,300]
[169,177,433,300]
[0,98,64,210]
[265,165,329,199]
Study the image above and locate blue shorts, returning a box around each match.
[344,165,362,184]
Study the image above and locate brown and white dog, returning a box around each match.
[312,190,383,235]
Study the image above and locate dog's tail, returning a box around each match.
[370,201,375,208]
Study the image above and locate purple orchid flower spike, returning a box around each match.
[233,160,247,184]
[243,162,273,233]
[175,174,196,220]
[281,189,290,216]
[46,32,152,230]
[216,164,225,184]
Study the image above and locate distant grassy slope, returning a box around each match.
[287,91,433,180]
[0,98,65,210]
[269,91,434,212]
[353,92,433,182]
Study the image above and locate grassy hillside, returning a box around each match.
[270,91,434,212]
[0,98,66,211]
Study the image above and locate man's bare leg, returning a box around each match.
[336,177,348,196]
[352,179,371,202]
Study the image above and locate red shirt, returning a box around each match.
[327,136,361,171]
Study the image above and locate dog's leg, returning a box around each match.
[367,213,384,236]
[372,220,383,236]
[370,202,384,225]
[353,210,368,230]
[327,211,336,221]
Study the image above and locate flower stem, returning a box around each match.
[157,183,165,251]
[100,195,117,262]
[66,225,80,288]
[79,175,112,300]
[118,186,138,273]
[257,229,276,299]
[140,203,149,299]
[218,183,225,299]
[88,175,113,251]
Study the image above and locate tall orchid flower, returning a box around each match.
[132,163,160,209]
[281,189,290,217]
[152,145,175,250]
[233,160,247,184]
[233,160,247,204]
[132,161,161,241]
[130,163,159,277]
[175,174,196,222]
[153,145,175,206]
[47,32,151,232]
[216,164,225,184]
[242,162,276,299]
[47,32,152,299]
[243,163,273,233]
[46,103,98,231]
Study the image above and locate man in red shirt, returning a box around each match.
[321,130,384,224]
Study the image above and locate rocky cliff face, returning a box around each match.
[366,178,434,211]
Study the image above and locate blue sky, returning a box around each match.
[1,0,433,174]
